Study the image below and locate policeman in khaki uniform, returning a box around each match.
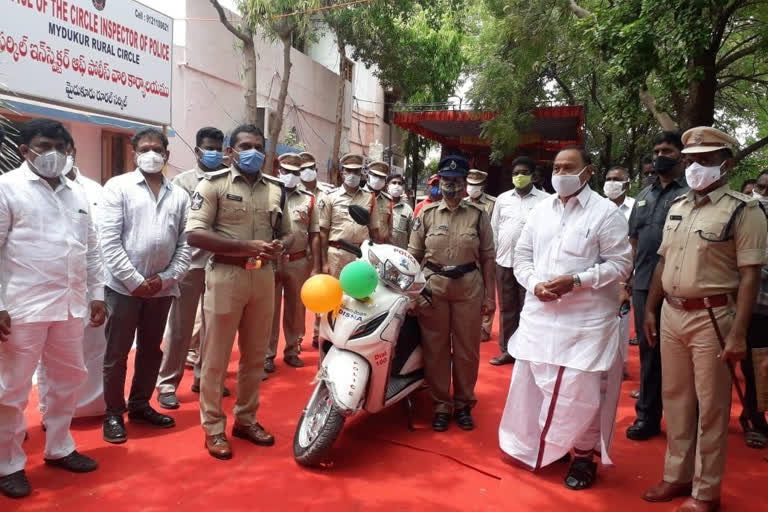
[265,153,321,373]
[364,160,394,243]
[320,153,387,277]
[642,127,767,512]
[409,156,496,432]
[463,169,496,341]
[186,124,294,460]
[298,151,334,347]
[386,173,414,250]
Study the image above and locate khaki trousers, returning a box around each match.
[268,257,311,360]
[660,302,733,501]
[417,269,484,413]
[156,268,205,394]
[327,246,357,278]
[199,263,275,436]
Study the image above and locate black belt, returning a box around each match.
[424,262,478,279]
[665,294,732,311]
[329,240,362,258]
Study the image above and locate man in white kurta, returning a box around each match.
[38,151,106,419]
[0,119,105,498]
[499,148,632,490]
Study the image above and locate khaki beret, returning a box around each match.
[340,153,364,169]
[466,169,488,185]
[278,152,302,171]
[299,152,316,169]
[681,126,739,154]
[368,160,390,178]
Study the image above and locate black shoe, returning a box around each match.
[490,353,515,366]
[157,392,180,410]
[629,337,639,346]
[103,415,127,444]
[44,450,98,473]
[0,470,31,499]
[432,412,451,432]
[312,336,319,349]
[128,407,176,429]
[455,407,475,431]
[284,355,305,368]
[223,386,231,397]
[564,457,597,490]
[626,419,661,441]
[264,358,276,373]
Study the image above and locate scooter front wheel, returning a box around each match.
[293,381,346,467]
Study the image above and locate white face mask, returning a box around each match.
[368,175,385,191]
[685,161,723,192]
[29,149,68,178]
[300,168,317,183]
[344,173,361,188]
[603,180,627,200]
[280,172,301,189]
[466,184,483,199]
[552,167,588,198]
[388,183,404,198]
[136,151,165,174]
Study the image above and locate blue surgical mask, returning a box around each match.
[429,185,441,200]
[199,149,223,169]
[235,149,265,174]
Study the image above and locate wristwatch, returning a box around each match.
[572,274,582,288]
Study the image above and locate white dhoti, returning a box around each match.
[499,347,623,469]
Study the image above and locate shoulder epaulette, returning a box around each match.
[422,201,441,213]
[725,189,759,207]
[485,194,497,202]
[203,169,229,180]
[262,174,284,187]
[379,191,393,201]
[464,201,485,212]
[670,194,687,204]
[298,188,314,197]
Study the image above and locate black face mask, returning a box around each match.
[653,155,679,176]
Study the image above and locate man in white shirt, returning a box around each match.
[37,139,107,420]
[603,166,635,375]
[489,157,550,365]
[0,119,106,498]
[603,166,636,220]
[100,128,191,444]
[498,147,632,490]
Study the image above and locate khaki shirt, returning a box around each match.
[284,187,320,253]
[659,184,767,298]
[172,167,210,269]
[408,200,495,266]
[391,199,414,250]
[186,167,291,245]
[463,193,496,218]
[319,186,383,245]
[367,187,394,241]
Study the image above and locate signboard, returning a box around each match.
[1,0,173,125]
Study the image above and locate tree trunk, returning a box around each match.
[330,31,346,186]
[242,37,259,125]
[680,51,718,129]
[265,34,293,175]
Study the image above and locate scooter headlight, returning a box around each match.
[383,260,415,292]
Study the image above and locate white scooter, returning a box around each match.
[293,206,427,467]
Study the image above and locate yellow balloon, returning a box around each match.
[301,274,343,314]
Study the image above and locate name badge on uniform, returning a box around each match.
[226,194,243,202]
[637,200,647,207]
[670,215,683,220]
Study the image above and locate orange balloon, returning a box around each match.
[301,274,343,314]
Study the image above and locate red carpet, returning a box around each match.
[9,312,768,511]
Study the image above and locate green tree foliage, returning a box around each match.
[467,0,768,181]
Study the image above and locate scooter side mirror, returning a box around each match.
[348,204,370,226]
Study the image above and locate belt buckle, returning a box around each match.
[667,296,684,308]
[245,257,261,270]
[443,265,457,272]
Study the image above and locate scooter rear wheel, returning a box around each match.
[293,381,346,467]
